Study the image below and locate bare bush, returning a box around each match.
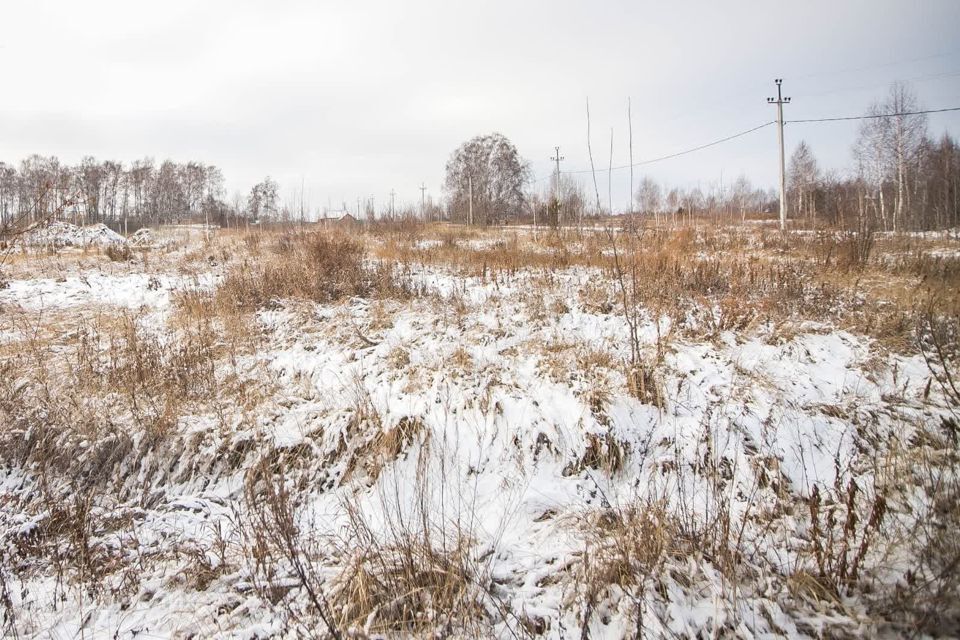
[918,306,960,408]
[218,231,410,311]
[240,433,521,638]
[837,227,876,271]
[104,242,133,262]
[241,458,342,639]
[805,479,887,597]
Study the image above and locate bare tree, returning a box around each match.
[548,173,587,226]
[586,98,601,216]
[884,82,927,231]
[788,141,820,226]
[0,163,17,227]
[77,156,103,224]
[729,174,755,223]
[248,177,279,222]
[854,82,927,231]
[635,176,661,223]
[607,128,614,219]
[444,132,530,225]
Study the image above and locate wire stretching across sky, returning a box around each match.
[786,105,960,123]
[536,120,776,182]
[540,105,960,181]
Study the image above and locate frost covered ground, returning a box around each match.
[0,223,958,638]
[11,221,126,249]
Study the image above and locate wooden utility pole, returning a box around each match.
[767,79,791,231]
[468,176,473,225]
[390,189,396,218]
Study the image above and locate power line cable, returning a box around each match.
[652,53,960,130]
[533,120,776,181]
[792,48,960,81]
[531,105,960,184]
[792,69,960,100]
[609,120,776,170]
[787,105,960,123]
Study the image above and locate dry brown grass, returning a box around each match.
[0,280,269,490]
[240,438,519,639]
[385,224,958,352]
[1,221,957,636]
[330,496,488,636]
[216,231,414,312]
[369,222,960,413]
[0,294,274,620]
[573,497,704,636]
[580,499,681,594]
[343,415,426,485]
[373,226,597,275]
[567,432,629,475]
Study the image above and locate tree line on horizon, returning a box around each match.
[0,157,234,232]
[783,83,960,232]
[444,83,960,231]
[636,82,960,232]
[0,154,430,233]
[2,83,958,234]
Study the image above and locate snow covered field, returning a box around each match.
[0,223,958,638]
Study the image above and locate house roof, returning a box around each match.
[317,212,357,221]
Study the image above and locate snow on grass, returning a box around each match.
[0,271,218,310]
[241,267,943,634]
[0,237,954,638]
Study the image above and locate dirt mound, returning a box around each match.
[16,221,127,248]
[128,227,154,247]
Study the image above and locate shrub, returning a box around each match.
[104,243,133,262]
[218,231,408,311]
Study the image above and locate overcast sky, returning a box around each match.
[2,0,959,213]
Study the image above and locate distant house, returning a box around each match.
[316,211,359,228]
